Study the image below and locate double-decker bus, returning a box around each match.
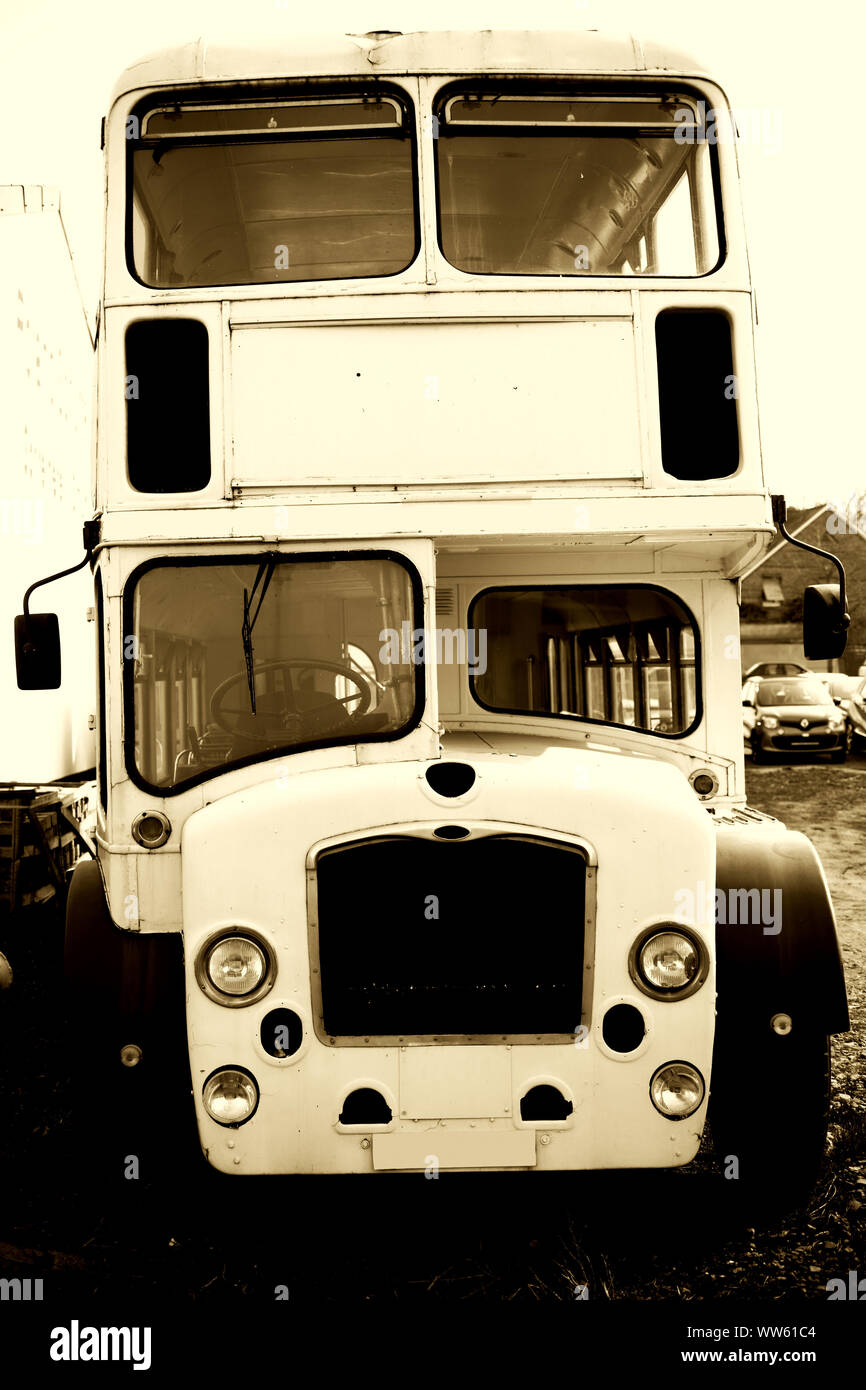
[17,30,850,1211]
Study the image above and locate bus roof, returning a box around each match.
[108,30,717,108]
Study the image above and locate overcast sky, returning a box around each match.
[2,0,862,507]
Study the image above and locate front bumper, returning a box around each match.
[752,723,846,753]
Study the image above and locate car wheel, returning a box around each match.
[711,1025,830,1219]
[750,740,766,764]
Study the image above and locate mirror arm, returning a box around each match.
[21,519,99,616]
[771,494,849,628]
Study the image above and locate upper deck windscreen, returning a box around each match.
[129,93,418,287]
[435,91,721,277]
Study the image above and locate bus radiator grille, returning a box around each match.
[314,834,585,1038]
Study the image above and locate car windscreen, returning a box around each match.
[755,680,830,707]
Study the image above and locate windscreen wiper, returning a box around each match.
[241,554,278,714]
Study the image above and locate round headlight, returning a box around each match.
[650,1062,705,1119]
[203,1068,259,1126]
[637,930,701,993]
[206,936,266,997]
[759,715,779,730]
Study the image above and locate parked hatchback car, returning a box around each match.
[742,677,760,748]
[818,673,862,702]
[839,675,866,750]
[744,676,852,762]
[744,661,810,679]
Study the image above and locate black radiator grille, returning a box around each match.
[315,835,586,1037]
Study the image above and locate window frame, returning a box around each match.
[122,549,427,796]
[467,582,702,740]
[431,78,726,281]
[125,80,422,291]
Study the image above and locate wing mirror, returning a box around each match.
[14,613,61,690]
[13,521,98,691]
[803,584,849,661]
[772,499,850,661]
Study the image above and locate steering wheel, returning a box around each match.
[209,658,373,746]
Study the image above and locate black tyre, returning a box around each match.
[710,1023,830,1219]
[750,739,766,764]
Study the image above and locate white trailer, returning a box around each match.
[0,185,95,785]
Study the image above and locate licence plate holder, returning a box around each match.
[373,1129,537,1171]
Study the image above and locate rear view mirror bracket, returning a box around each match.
[14,520,99,690]
[771,495,850,660]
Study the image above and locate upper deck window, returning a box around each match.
[129,92,418,287]
[435,90,721,277]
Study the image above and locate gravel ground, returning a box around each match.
[0,756,863,1305]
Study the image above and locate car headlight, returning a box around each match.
[203,1068,259,1125]
[630,926,706,999]
[196,932,275,1006]
[758,715,778,730]
[650,1062,705,1119]
[828,715,845,730]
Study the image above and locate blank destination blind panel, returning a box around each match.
[229,318,644,488]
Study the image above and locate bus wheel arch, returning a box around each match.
[710,825,848,1216]
[63,858,192,1181]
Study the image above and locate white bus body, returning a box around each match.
[53,33,846,1207]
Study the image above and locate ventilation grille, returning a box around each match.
[435,587,456,617]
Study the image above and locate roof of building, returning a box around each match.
[108,31,719,108]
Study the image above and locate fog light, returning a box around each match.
[771,1012,793,1035]
[203,1068,258,1125]
[650,1062,705,1119]
[120,1043,142,1067]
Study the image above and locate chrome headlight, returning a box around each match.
[196,932,275,1006]
[203,1068,259,1125]
[630,925,707,1000]
[758,714,778,730]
